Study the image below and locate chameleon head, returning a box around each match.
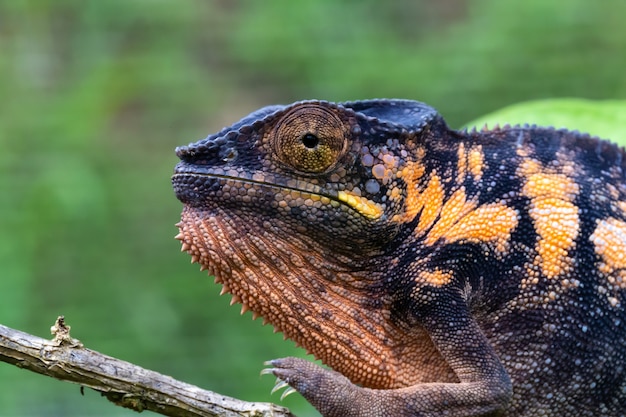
[172,100,440,257]
[171,100,446,388]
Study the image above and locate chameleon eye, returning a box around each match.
[272,105,347,173]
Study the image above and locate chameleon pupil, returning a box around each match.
[301,133,319,149]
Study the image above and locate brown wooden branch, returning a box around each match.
[0,316,295,417]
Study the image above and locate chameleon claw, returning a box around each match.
[261,360,299,401]
[280,387,297,401]
[260,363,275,376]
[271,379,289,395]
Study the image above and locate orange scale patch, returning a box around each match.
[519,163,581,279]
[591,217,626,291]
[419,269,454,287]
[395,161,426,218]
[392,165,437,225]
[425,187,477,245]
[529,198,579,278]
[456,142,467,184]
[523,173,579,201]
[468,145,485,181]
[442,203,519,252]
[414,175,445,232]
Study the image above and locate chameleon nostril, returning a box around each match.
[222,148,238,162]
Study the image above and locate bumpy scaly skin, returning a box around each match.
[172,100,626,416]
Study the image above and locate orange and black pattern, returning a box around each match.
[173,100,626,416]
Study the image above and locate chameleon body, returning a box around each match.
[172,99,626,416]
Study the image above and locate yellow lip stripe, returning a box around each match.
[337,191,383,219]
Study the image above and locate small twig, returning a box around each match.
[0,316,295,417]
[50,316,83,347]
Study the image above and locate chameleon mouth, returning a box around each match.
[172,170,384,220]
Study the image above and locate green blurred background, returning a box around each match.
[1,1,625,416]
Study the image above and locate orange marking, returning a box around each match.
[443,203,519,252]
[456,143,467,184]
[419,269,454,287]
[425,187,477,244]
[399,161,426,221]
[523,173,579,201]
[519,160,581,278]
[518,158,541,177]
[389,186,402,202]
[468,145,485,181]
[591,218,626,291]
[530,198,579,278]
[412,174,445,232]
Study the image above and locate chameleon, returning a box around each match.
[172,99,626,416]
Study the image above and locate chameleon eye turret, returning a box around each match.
[272,104,348,174]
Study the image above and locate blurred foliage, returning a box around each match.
[0,0,625,416]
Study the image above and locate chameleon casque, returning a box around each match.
[172,99,626,416]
